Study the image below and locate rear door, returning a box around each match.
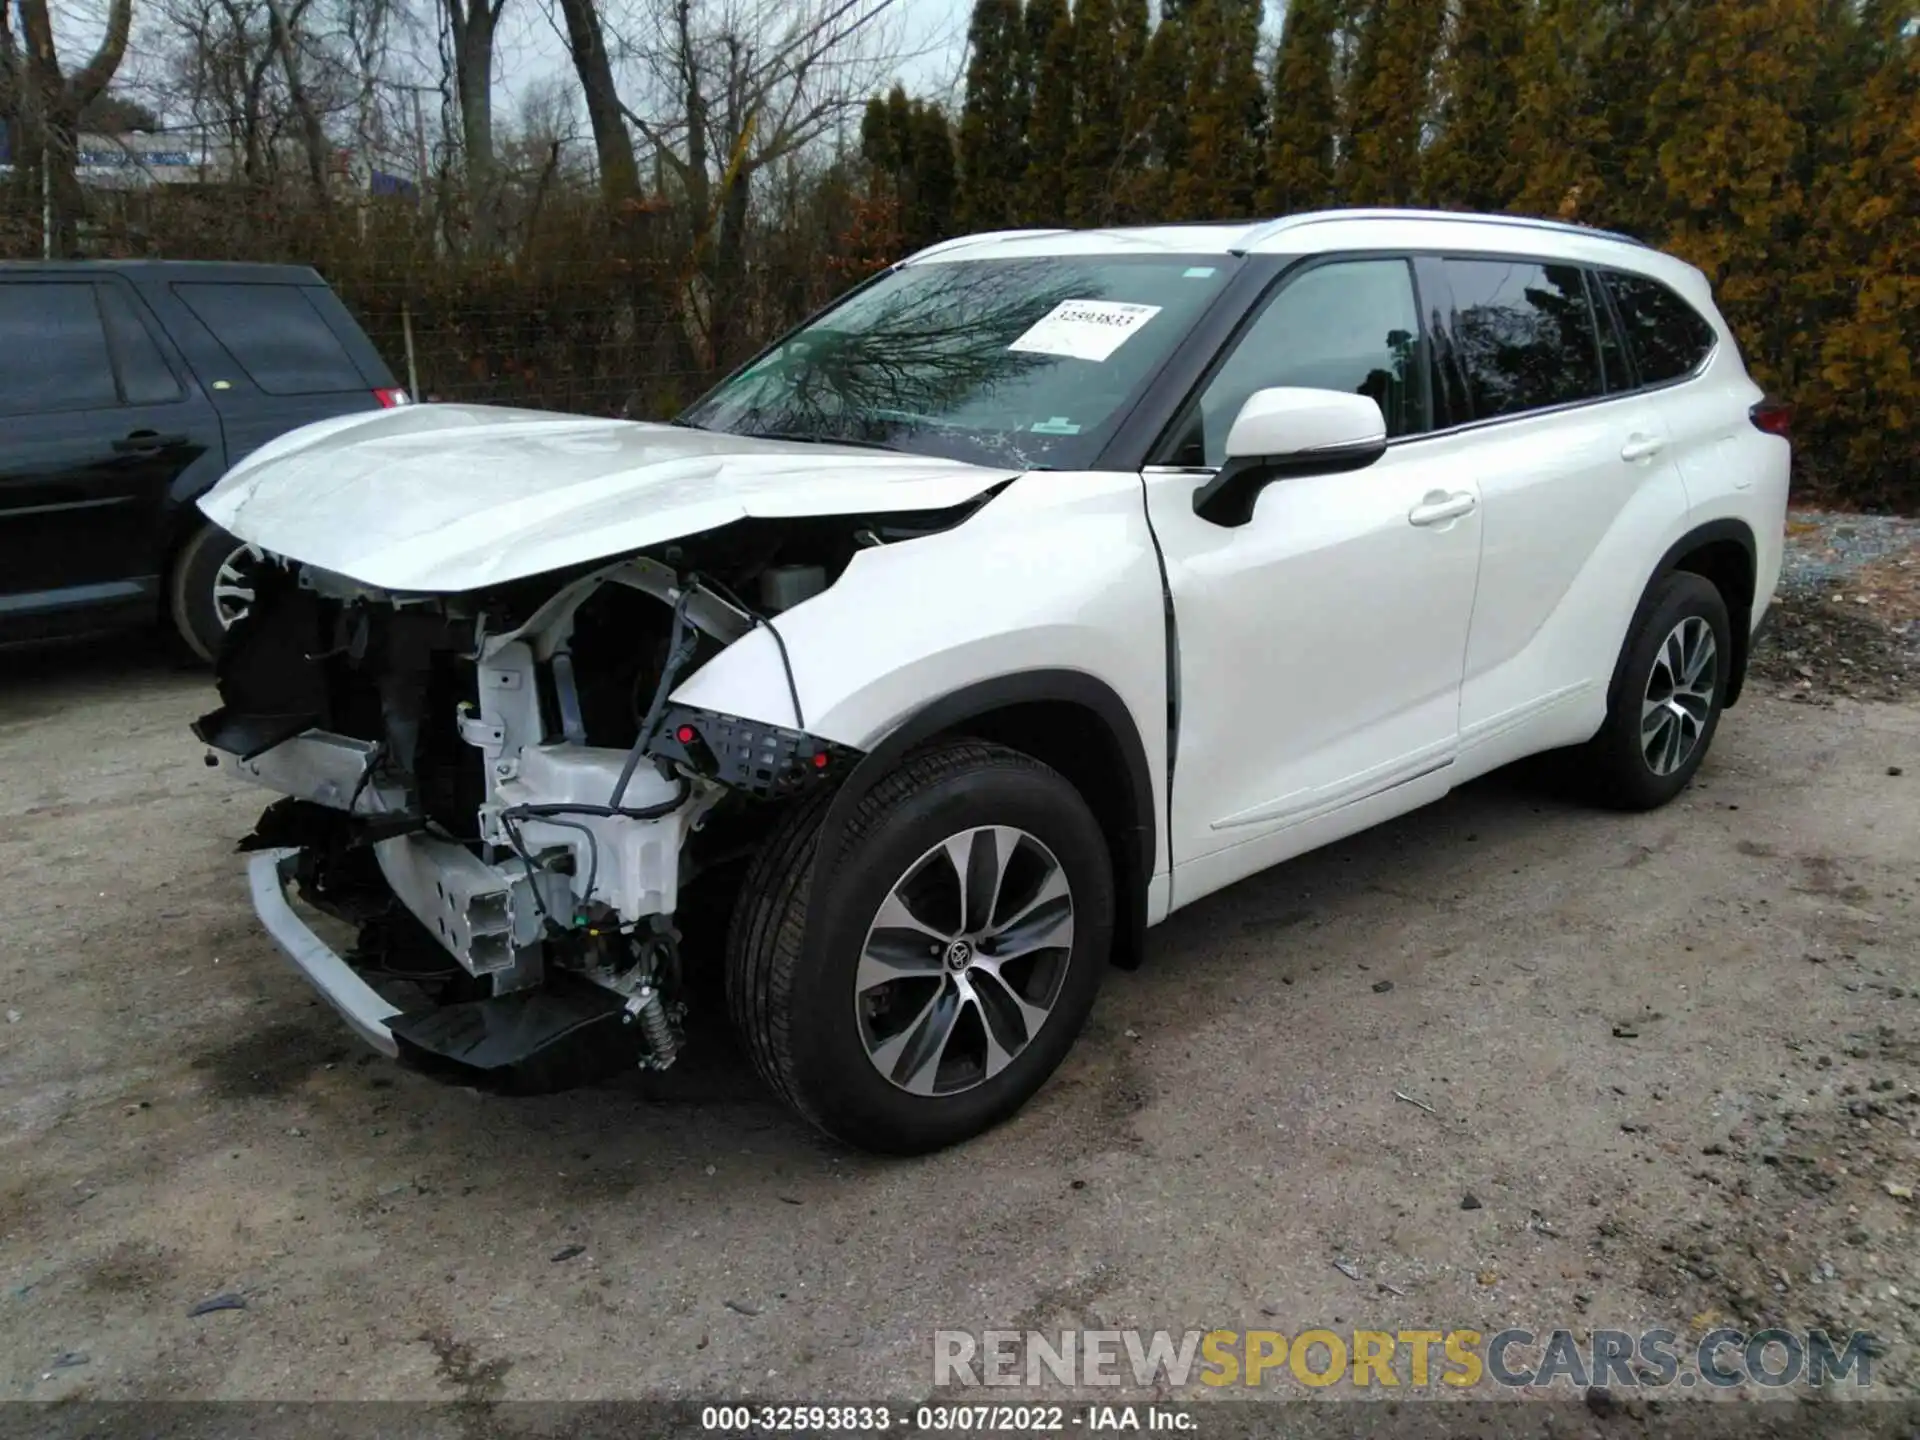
[0,274,221,631]
[1437,256,1692,760]
[1598,267,1724,499]
[143,278,394,467]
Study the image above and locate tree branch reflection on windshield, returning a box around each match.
[682,256,1228,472]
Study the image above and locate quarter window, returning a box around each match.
[1169,258,1427,467]
[174,282,366,395]
[1444,259,1604,420]
[1602,271,1716,385]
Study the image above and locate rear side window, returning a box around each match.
[1587,271,1632,393]
[1444,259,1604,420]
[99,286,185,405]
[0,282,119,415]
[174,282,364,395]
[1603,271,1716,385]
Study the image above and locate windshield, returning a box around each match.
[679,255,1237,470]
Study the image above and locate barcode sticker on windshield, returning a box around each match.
[1009,301,1163,362]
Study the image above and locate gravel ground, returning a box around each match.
[1753,511,1920,704]
[0,518,1916,1422]
[1779,511,1920,597]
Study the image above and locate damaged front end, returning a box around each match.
[196,526,870,1093]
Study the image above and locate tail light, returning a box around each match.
[1750,399,1791,437]
[373,387,412,408]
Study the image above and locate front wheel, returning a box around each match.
[1580,571,1732,810]
[725,740,1114,1153]
[169,521,265,662]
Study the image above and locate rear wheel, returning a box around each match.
[725,740,1113,1153]
[169,522,264,662]
[1581,571,1731,810]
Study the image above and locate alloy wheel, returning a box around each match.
[855,825,1075,1096]
[213,542,266,630]
[1641,615,1717,776]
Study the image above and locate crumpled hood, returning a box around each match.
[199,404,1022,592]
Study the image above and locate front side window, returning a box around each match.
[1445,259,1604,419]
[680,256,1236,471]
[0,282,119,416]
[1602,271,1716,386]
[1165,257,1427,468]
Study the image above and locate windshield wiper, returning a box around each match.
[739,428,910,454]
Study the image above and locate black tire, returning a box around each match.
[168,521,258,663]
[725,739,1114,1154]
[1581,571,1732,811]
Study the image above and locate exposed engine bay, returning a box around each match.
[194,506,982,1092]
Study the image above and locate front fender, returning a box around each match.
[668,466,1170,871]
[669,470,1167,753]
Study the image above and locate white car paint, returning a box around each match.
[669,467,1176,919]
[199,404,1021,593]
[1141,439,1482,910]
[212,208,1789,970]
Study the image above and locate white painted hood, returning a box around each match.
[198,404,1022,592]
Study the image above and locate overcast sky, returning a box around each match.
[54,0,1286,147]
[46,0,977,137]
[476,0,981,124]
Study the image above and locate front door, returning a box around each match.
[1142,256,1482,910]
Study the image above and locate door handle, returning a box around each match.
[1408,490,1477,527]
[1620,434,1665,463]
[112,430,188,453]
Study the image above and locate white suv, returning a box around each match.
[195,209,1790,1152]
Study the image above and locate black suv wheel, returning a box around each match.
[169,522,262,662]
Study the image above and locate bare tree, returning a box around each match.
[9,0,135,253]
[161,0,406,204]
[442,0,507,244]
[165,0,284,183]
[1,7,21,146]
[552,0,640,206]
[339,0,398,180]
[609,0,906,364]
[499,74,587,244]
[263,0,334,199]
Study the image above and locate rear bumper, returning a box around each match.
[247,846,401,1056]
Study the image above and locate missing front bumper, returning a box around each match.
[247,846,648,1092]
[248,847,402,1056]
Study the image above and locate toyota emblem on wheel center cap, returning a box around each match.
[943,939,973,971]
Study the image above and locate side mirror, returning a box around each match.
[1192,387,1389,528]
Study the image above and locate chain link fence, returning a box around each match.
[0,182,883,420]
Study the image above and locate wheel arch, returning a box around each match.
[808,670,1156,970]
[1655,520,1758,708]
[157,457,233,624]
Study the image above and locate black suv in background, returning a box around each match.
[0,261,406,659]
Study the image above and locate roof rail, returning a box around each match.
[1236,208,1648,251]
[901,229,1074,263]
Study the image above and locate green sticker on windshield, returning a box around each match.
[1183,266,1217,278]
[1031,417,1082,435]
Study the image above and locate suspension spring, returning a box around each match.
[632,986,678,1070]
